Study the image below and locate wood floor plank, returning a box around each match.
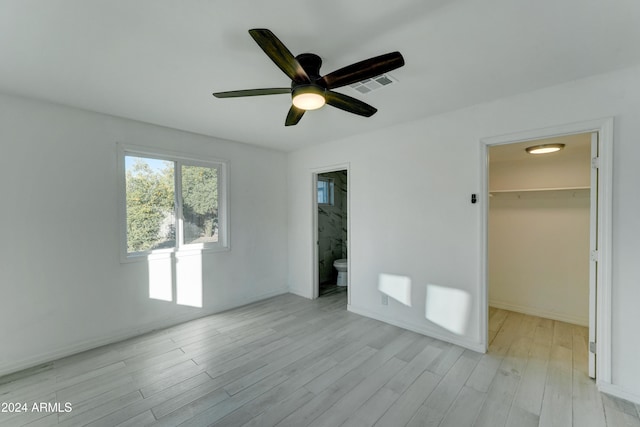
[406,351,481,426]
[505,405,539,427]
[474,330,528,427]
[306,357,406,427]
[465,353,503,393]
[211,355,339,427]
[277,332,416,427]
[23,413,59,427]
[222,342,317,396]
[573,369,606,427]
[374,369,441,427]
[426,342,465,376]
[385,342,443,395]
[276,368,371,426]
[512,338,551,416]
[517,314,540,339]
[57,391,144,427]
[1,299,639,427]
[489,307,509,333]
[56,373,135,406]
[341,387,400,427]
[552,320,574,350]
[240,390,316,427]
[304,346,377,395]
[438,385,486,427]
[393,335,434,363]
[114,409,156,427]
[538,344,573,427]
[57,381,143,423]
[65,372,210,427]
[177,372,289,427]
[0,393,57,427]
[150,382,229,420]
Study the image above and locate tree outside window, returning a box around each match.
[123,152,225,257]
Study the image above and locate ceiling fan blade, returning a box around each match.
[285,105,305,126]
[320,52,405,89]
[249,29,310,84]
[325,91,377,117]
[212,88,290,98]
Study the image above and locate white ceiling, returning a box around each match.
[489,133,591,163]
[1,0,639,152]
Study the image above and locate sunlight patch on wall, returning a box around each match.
[378,273,412,307]
[176,252,203,308]
[425,283,471,335]
[147,254,173,302]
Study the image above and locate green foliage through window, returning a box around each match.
[182,165,219,244]
[124,154,221,254]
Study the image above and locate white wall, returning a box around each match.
[489,190,591,325]
[0,93,288,376]
[287,64,640,402]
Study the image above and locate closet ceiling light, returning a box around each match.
[525,143,565,154]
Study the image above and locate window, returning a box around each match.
[317,177,334,205]
[119,145,228,259]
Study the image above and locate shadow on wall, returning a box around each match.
[378,273,471,336]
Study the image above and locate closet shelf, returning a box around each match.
[490,186,589,194]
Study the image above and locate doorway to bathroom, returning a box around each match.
[312,166,349,303]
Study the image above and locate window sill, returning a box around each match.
[120,246,230,264]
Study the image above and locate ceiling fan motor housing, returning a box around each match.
[295,53,323,82]
[291,84,326,98]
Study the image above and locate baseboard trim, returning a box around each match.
[489,299,588,326]
[598,382,640,405]
[287,287,312,299]
[0,288,288,379]
[348,305,485,354]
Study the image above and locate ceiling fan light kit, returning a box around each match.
[292,85,326,110]
[212,28,405,126]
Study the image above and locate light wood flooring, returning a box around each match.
[1,293,639,427]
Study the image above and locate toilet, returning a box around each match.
[333,259,348,286]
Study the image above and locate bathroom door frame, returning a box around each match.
[479,118,613,385]
[311,163,350,305]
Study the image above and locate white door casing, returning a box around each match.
[480,118,613,385]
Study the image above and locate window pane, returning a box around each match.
[182,164,219,245]
[125,156,175,253]
[317,179,334,205]
[318,180,328,204]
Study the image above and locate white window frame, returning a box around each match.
[117,143,229,262]
[317,177,335,206]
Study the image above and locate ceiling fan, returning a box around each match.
[212,29,405,126]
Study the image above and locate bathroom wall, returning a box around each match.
[318,170,347,283]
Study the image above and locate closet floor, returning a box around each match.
[487,306,640,426]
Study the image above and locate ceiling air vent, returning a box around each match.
[349,73,397,95]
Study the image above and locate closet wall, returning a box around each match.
[489,134,591,325]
